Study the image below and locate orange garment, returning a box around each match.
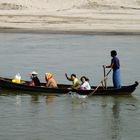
[46,78,58,88]
[46,73,53,81]
[45,73,57,88]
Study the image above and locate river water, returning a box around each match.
[0,33,139,140]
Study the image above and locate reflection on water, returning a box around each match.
[16,95,21,105]
[99,97,121,140]
[88,95,138,140]
[111,99,121,140]
[46,95,55,104]
[0,33,140,140]
[30,95,39,103]
[0,89,139,140]
[71,98,88,110]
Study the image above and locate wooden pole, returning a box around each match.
[103,65,107,89]
[88,68,112,97]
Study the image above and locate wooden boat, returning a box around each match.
[73,81,139,95]
[0,76,138,96]
[0,77,70,95]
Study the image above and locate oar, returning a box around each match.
[88,68,112,97]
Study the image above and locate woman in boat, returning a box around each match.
[65,73,80,89]
[29,71,41,86]
[80,76,91,90]
[45,73,58,88]
[105,50,121,88]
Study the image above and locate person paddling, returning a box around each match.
[104,50,121,89]
[65,73,80,89]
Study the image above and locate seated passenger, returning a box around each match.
[45,73,58,88]
[80,76,91,90]
[29,71,41,86]
[65,73,80,89]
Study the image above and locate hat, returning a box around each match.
[45,73,53,80]
[30,71,38,75]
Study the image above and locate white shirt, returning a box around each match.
[80,81,91,90]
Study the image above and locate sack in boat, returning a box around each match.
[12,73,21,84]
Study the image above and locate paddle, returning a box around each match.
[88,68,112,97]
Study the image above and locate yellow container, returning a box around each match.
[12,79,20,84]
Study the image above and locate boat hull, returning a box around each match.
[74,82,139,95]
[0,77,70,95]
[0,77,138,96]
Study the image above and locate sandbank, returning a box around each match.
[0,0,140,35]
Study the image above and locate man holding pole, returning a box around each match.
[104,50,121,89]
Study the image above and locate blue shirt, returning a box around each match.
[111,56,120,71]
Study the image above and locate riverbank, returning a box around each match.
[0,0,140,34]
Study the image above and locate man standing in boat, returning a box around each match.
[104,50,121,89]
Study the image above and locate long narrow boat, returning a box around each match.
[0,76,139,95]
[0,77,70,95]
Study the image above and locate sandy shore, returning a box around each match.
[0,0,140,34]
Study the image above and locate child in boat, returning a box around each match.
[105,50,121,88]
[65,73,80,89]
[80,76,91,90]
[29,71,41,86]
[45,73,58,88]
